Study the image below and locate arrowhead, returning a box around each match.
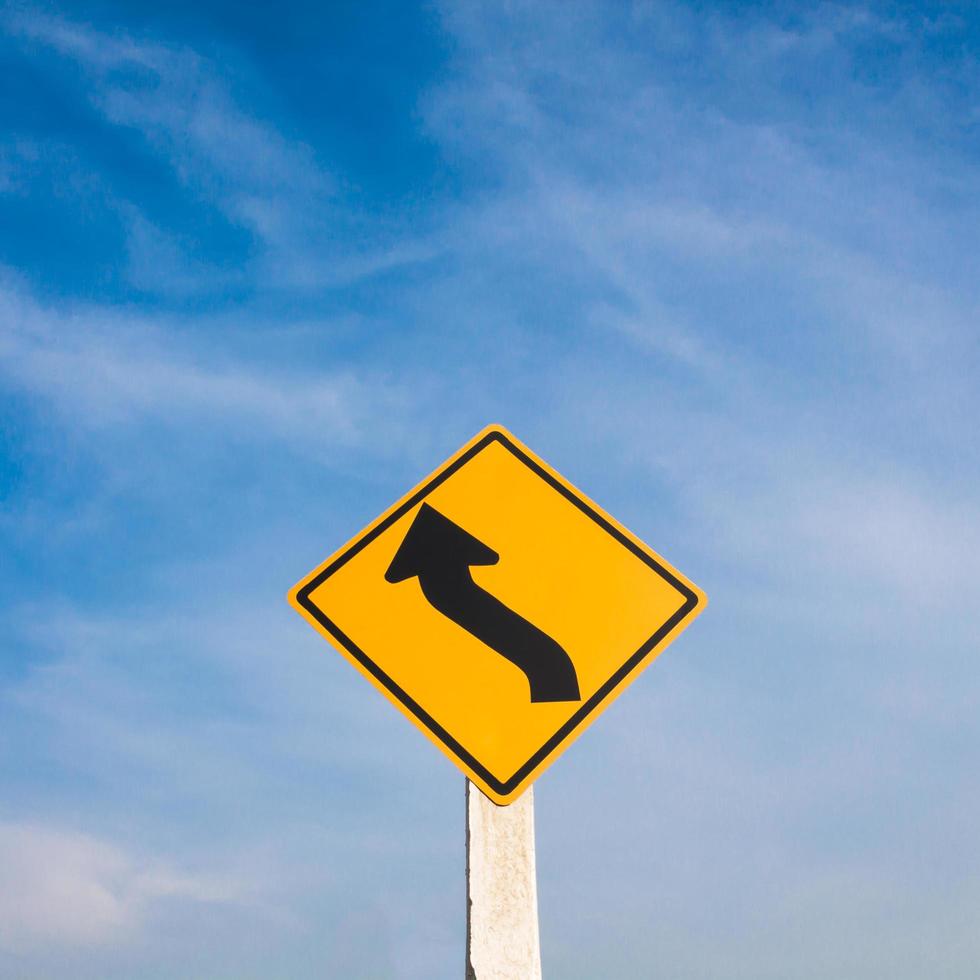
[385,503,499,583]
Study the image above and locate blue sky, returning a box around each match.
[1,1,979,977]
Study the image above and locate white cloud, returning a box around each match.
[7,10,323,204]
[416,0,980,619]
[0,596,462,976]
[0,273,408,456]
[0,822,241,952]
[4,10,438,293]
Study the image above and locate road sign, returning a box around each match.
[288,425,706,804]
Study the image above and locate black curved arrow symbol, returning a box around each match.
[385,503,581,703]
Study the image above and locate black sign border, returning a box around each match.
[295,428,700,798]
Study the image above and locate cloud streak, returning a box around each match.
[4,10,439,295]
[0,821,243,952]
[0,273,405,456]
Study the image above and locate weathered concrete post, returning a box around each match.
[465,779,542,979]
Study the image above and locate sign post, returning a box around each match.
[288,424,707,973]
[466,780,541,980]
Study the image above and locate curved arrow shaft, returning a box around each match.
[418,571,580,703]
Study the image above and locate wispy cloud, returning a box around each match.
[420,0,980,603]
[0,592,461,976]
[0,821,243,952]
[8,10,325,203]
[4,10,439,294]
[0,272,407,456]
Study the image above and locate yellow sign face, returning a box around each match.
[288,425,706,804]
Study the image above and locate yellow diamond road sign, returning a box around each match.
[288,425,706,804]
